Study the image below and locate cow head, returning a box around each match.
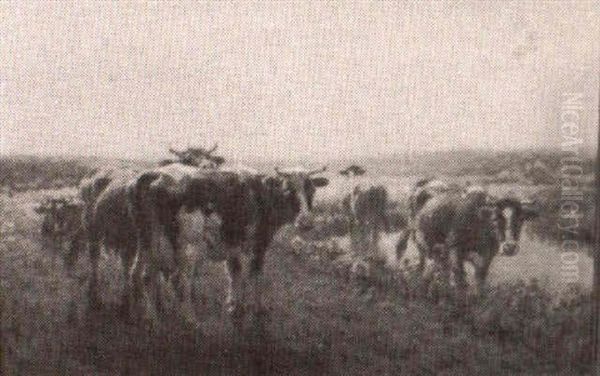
[273,166,329,230]
[168,143,225,169]
[480,197,538,256]
[339,165,366,178]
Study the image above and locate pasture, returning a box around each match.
[0,154,595,375]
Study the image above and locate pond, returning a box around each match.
[333,230,593,294]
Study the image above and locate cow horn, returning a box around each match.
[274,167,291,177]
[168,147,185,158]
[308,165,327,176]
[206,143,218,155]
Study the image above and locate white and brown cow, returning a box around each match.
[79,144,227,317]
[129,164,329,328]
[342,185,390,252]
[396,179,537,297]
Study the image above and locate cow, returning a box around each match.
[35,197,83,257]
[36,197,80,232]
[394,178,453,260]
[342,185,390,251]
[35,197,59,234]
[396,179,537,298]
[158,144,226,169]
[407,178,454,218]
[79,168,143,314]
[339,165,389,257]
[339,165,366,177]
[129,164,329,328]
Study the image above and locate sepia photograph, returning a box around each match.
[1,1,599,375]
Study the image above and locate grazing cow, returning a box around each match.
[35,197,82,238]
[35,196,84,268]
[396,180,537,296]
[79,168,143,313]
[159,144,225,169]
[130,164,329,327]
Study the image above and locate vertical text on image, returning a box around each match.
[559,92,585,284]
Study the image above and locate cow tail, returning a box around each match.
[64,226,84,273]
[377,186,391,233]
[395,219,416,261]
[129,171,161,229]
[381,214,391,233]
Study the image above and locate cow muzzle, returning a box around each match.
[501,242,519,256]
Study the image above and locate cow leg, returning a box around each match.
[414,230,429,275]
[418,251,427,275]
[370,226,380,256]
[64,228,82,272]
[134,221,161,327]
[142,266,162,327]
[419,252,436,296]
[225,253,246,326]
[130,254,156,326]
[415,232,437,296]
[395,229,410,261]
[88,239,102,310]
[191,254,206,311]
[119,248,137,318]
[248,243,269,314]
[41,215,52,235]
[437,247,451,297]
[173,244,201,329]
[165,212,202,329]
[467,253,490,296]
[449,248,467,306]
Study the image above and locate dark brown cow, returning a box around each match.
[130,164,329,327]
[396,180,537,296]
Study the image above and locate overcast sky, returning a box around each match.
[1,1,598,162]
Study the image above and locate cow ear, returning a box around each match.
[311,177,329,187]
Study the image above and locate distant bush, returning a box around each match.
[0,157,92,192]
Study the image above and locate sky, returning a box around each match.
[1,1,598,162]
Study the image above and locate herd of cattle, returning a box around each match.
[31,145,538,327]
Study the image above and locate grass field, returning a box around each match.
[0,153,595,375]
